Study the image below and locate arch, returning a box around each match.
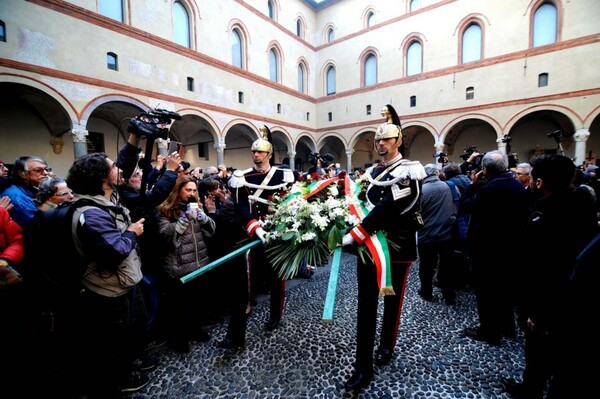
[358,47,380,87]
[504,104,582,133]
[228,20,250,69]
[528,0,562,48]
[323,23,336,44]
[456,15,487,64]
[361,7,376,29]
[297,56,310,94]
[405,38,423,76]
[583,104,600,128]
[80,94,149,124]
[321,60,337,96]
[295,14,307,39]
[316,131,348,149]
[267,41,285,84]
[0,74,79,122]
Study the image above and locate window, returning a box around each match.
[99,0,123,22]
[364,54,377,86]
[406,41,422,76]
[326,66,336,95]
[410,0,421,12]
[0,20,6,42]
[296,19,303,38]
[366,11,375,28]
[173,1,191,48]
[533,3,557,47]
[268,0,275,20]
[306,112,310,121]
[238,91,244,103]
[462,23,482,63]
[538,73,549,87]
[466,86,474,100]
[269,48,279,83]
[366,105,372,115]
[327,27,334,43]
[187,77,194,91]
[107,52,118,71]
[328,112,333,122]
[298,63,306,93]
[277,104,282,114]
[231,28,243,68]
[410,96,416,107]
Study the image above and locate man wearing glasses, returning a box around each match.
[0,155,50,227]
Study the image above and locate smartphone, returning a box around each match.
[168,141,183,156]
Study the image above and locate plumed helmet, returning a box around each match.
[251,125,274,156]
[374,104,402,141]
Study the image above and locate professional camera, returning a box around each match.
[128,108,182,140]
[547,129,562,141]
[433,152,448,165]
[459,145,479,161]
[460,145,484,171]
[308,152,334,167]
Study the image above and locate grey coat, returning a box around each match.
[417,175,456,243]
[158,209,216,278]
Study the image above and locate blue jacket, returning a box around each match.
[2,184,38,228]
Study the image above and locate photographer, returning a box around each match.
[459,146,483,177]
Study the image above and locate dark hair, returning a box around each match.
[530,154,576,192]
[35,177,66,205]
[66,153,110,196]
[181,161,191,171]
[442,163,462,179]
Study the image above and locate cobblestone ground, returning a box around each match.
[129,254,525,398]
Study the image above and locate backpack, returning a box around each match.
[23,198,111,294]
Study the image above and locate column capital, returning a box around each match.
[156,138,169,149]
[574,128,590,142]
[71,127,88,143]
[215,136,226,151]
[345,148,354,156]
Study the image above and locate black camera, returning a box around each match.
[128,108,182,140]
[459,145,479,161]
[308,152,334,167]
[434,152,448,164]
[547,129,563,141]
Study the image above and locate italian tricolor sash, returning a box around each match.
[344,174,394,296]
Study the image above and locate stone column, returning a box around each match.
[215,136,226,167]
[71,124,89,159]
[496,137,507,154]
[573,128,590,166]
[156,138,169,157]
[287,148,296,171]
[345,148,353,172]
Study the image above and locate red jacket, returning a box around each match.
[0,207,24,265]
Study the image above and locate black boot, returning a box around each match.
[344,369,373,391]
[264,318,281,331]
[374,347,393,366]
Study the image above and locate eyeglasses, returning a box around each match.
[515,172,529,176]
[53,190,74,197]
[29,167,51,173]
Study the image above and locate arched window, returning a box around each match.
[173,1,191,48]
[99,0,123,22]
[298,63,306,93]
[327,27,335,43]
[533,2,557,47]
[296,19,303,38]
[326,66,336,95]
[366,11,375,28]
[406,41,422,76]
[462,23,482,63]
[231,28,243,69]
[269,48,279,83]
[466,86,475,100]
[364,54,377,86]
[107,52,118,71]
[410,0,421,12]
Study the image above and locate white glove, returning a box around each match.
[255,227,267,244]
[175,216,189,234]
[342,233,355,247]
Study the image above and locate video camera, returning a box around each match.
[128,108,182,140]
[460,145,484,171]
[433,152,448,165]
[308,152,334,167]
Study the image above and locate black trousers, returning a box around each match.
[354,257,412,373]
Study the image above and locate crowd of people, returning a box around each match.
[1,108,599,398]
